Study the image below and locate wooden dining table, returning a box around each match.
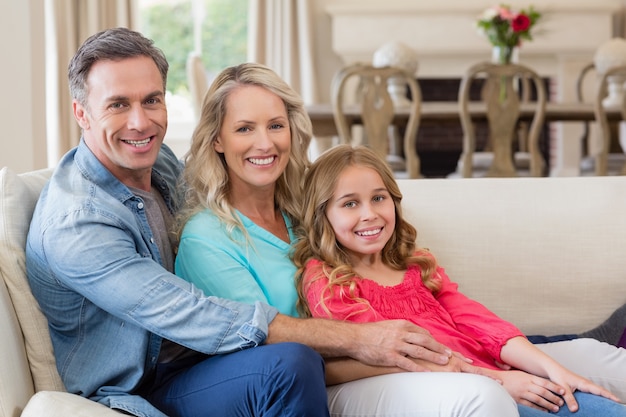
[305,101,610,138]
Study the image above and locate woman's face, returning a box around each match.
[214,85,291,193]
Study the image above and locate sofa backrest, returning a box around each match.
[397,176,626,336]
[0,167,63,416]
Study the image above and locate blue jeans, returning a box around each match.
[518,391,626,416]
[147,342,329,417]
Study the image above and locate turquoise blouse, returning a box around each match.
[175,208,300,317]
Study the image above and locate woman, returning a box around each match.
[175,62,519,416]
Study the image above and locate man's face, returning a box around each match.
[73,55,167,189]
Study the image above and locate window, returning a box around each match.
[137,0,248,157]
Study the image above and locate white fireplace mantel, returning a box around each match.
[326,0,624,176]
[326,0,621,79]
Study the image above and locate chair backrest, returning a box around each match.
[331,63,422,178]
[593,64,626,175]
[458,61,547,178]
[186,52,209,121]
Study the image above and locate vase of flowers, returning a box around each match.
[477,4,541,65]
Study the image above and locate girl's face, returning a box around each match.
[325,165,396,263]
[214,85,291,192]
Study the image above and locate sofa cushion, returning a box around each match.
[21,391,124,417]
[397,176,626,336]
[0,167,64,392]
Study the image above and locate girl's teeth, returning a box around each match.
[357,228,381,236]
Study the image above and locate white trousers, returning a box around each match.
[535,338,626,402]
[326,338,626,417]
[326,372,519,417]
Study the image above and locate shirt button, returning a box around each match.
[150,237,155,244]
[137,202,144,209]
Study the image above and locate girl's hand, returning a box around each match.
[544,365,622,412]
[490,369,566,412]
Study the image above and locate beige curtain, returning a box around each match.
[248,0,318,105]
[46,0,137,166]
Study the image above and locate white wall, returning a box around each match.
[0,0,47,173]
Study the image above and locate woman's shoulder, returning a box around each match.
[182,208,226,236]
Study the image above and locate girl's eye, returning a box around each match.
[373,195,385,202]
[343,201,357,208]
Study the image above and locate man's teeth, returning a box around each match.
[124,138,151,147]
[249,156,274,165]
[357,228,381,236]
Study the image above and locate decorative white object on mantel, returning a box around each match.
[372,41,418,107]
[594,37,626,108]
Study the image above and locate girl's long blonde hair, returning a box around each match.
[292,145,441,317]
[176,63,312,240]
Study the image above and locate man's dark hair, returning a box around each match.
[68,27,169,105]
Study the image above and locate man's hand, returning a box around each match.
[344,320,453,372]
[267,316,453,372]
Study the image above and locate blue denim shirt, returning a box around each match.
[26,140,279,417]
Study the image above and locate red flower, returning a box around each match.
[511,13,531,32]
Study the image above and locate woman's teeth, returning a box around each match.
[249,156,274,165]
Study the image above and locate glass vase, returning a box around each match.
[491,45,519,65]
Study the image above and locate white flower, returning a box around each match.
[480,6,499,22]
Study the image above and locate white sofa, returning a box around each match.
[1,166,626,416]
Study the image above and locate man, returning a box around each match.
[26,27,452,417]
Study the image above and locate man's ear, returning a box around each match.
[73,100,90,130]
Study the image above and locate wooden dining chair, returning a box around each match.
[457,61,547,177]
[331,63,422,178]
[186,52,209,121]
[593,64,626,175]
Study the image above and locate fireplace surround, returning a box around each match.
[326,0,623,176]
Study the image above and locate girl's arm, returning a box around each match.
[433,267,525,359]
[324,354,494,386]
[500,336,621,411]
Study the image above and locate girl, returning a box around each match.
[293,144,626,417]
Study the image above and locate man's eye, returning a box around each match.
[109,103,127,112]
[145,97,161,105]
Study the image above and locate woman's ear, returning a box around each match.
[213,136,224,153]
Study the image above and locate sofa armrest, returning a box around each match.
[21,391,126,417]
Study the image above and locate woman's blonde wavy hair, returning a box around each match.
[292,145,441,318]
[176,63,312,240]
